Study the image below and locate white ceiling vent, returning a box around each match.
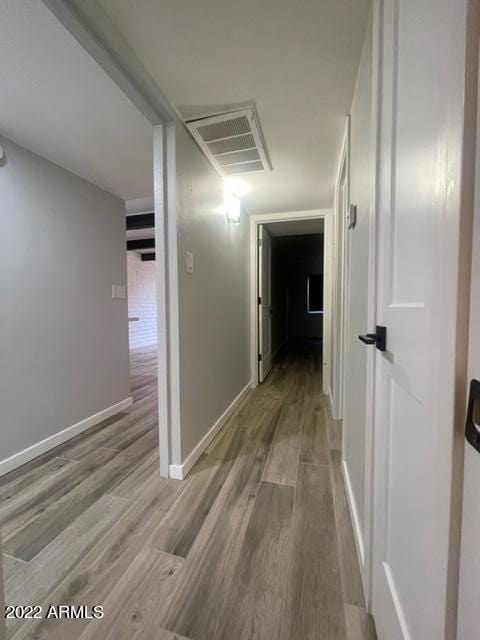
[185,108,272,176]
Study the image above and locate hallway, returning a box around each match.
[2,344,375,640]
[0,2,475,637]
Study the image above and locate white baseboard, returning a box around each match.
[0,397,133,477]
[342,459,365,565]
[169,382,252,480]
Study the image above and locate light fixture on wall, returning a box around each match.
[225,189,241,223]
[224,182,241,224]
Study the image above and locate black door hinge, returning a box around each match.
[258,296,262,305]
[258,354,262,362]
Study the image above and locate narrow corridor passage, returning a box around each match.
[2,343,375,640]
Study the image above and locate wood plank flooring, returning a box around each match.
[1,342,376,640]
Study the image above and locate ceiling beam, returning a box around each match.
[127,238,155,251]
[141,252,155,261]
[126,213,154,230]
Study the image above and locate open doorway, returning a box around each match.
[125,206,158,403]
[250,210,332,392]
[258,221,324,383]
[126,209,157,352]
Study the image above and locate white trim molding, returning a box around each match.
[342,459,365,564]
[332,117,351,421]
[0,397,133,477]
[169,382,252,480]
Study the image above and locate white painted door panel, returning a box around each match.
[457,61,480,640]
[258,224,272,382]
[372,0,470,638]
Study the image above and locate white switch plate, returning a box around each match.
[186,251,194,274]
[112,284,126,299]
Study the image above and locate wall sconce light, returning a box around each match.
[225,189,241,223]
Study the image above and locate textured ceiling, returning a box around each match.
[0,0,370,213]
[100,0,371,213]
[0,1,153,200]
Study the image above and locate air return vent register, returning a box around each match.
[185,108,272,176]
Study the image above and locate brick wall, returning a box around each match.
[127,252,157,349]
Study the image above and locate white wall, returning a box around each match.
[0,136,130,471]
[341,13,373,565]
[127,251,157,349]
[174,124,250,463]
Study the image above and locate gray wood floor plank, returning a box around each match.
[120,426,158,459]
[3,495,128,638]
[158,405,283,639]
[77,548,184,640]
[2,555,44,621]
[345,604,377,640]
[60,418,151,462]
[283,462,347,640]
[108,450,160,499]
[51,396,157,463]
[151,428,245,558]
[212,481,294,640]
[0,447,118,541]
[9,484,173,640]
[3,452,141,561]
[299,402,329,465]
[28,494,128,593]
[0,458,81,527]
[204,405,249,461]
[263,354,306,486]
[299,344,328,465]
[299,357,328,466]
[0,457,76,503]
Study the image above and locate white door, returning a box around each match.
[258,224,272,382]
[372,0,470,638]
[457,58,480,640]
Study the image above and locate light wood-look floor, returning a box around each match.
[1,343,376,640]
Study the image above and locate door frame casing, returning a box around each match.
[332,118,351,421]
[153,122,182,478]
[249,209,332,389]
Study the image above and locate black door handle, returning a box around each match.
[466,379,480,453]
[358,326,387,351]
